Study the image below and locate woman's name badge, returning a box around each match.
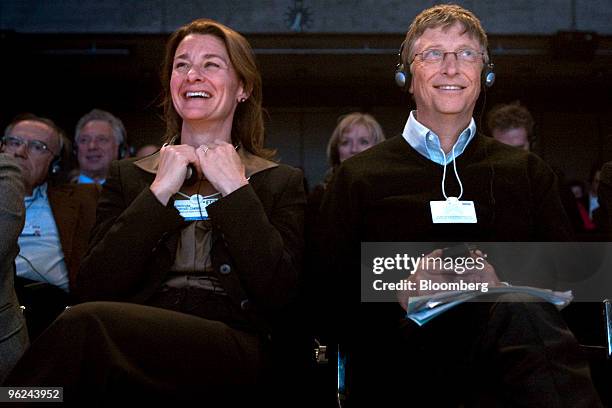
[430,197,477,224]
[174,194,217,221]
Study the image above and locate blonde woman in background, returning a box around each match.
[308,112,385,221]
[307,112,385,227]
[325,112,385,184]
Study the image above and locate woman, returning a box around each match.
[303,113,384,374]
[5,19,305,404]
[326,112,385,178]
[307,112,385,221]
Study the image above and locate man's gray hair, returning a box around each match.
[4,113,64,155]
[75,109,126,145]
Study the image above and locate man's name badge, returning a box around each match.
[174,194,218,221]
[21,223,42,236]
[430,197,477,224]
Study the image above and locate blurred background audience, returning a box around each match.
[71,109,128,185]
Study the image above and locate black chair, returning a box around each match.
[14,277,72,341]
[563,300,612,405]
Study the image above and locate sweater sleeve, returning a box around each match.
[205,166,305,311]
[76,161,186,301]
[0,154,25,269]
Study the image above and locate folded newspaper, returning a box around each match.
[406,286,573,326]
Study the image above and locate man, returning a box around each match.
[73,109,127,184]
[487,102,586,233]
[0,153,28,383]
[0,114,98,337]
[487,101,533,150]
[319,5,601,406]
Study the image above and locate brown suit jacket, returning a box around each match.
[47,183,99,293]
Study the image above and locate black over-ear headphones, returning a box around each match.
[394,41,496,91]
[118,143,130,159]
[49,155,61,175]
[482,58,496,88]
[49,133,65,176]
[394,42,410,91]
[115,119,130,158]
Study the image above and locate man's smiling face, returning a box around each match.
[409,22,484,127]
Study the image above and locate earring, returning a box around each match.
[239,97,247,103]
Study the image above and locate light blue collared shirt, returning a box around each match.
[402,111,477,165]
[77,173,105,185]
[16,183,69,292]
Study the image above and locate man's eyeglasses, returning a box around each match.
[411,48,485,64]
[1,135,57,157]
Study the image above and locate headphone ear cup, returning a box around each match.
[482,62,495,88]
[49,156,61,176]
[395,64,411,91]
[49,138,65,176]
[394,41,411,92]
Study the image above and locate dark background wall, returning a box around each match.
[3,1,612,34]
[1,0,611,186]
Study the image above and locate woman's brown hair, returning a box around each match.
[160,19,273,159]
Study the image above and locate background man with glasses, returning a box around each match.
[72,108,128,185]
[2,116,62,197]
[318,4,602,406]
[0,114,98,339]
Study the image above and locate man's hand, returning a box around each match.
[397,248,501,311]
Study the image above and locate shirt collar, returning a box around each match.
[402,110,476,165]
[134,142,278,178]
[78,173,105,185]
[27,182,48,200]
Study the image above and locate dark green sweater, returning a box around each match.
[323,133,571,243]
[317,134,573,344]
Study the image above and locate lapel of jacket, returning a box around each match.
[47,186,78,262]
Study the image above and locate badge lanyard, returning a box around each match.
[429,144,477,224]
[439,144,463,201]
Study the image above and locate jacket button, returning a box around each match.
[219,264,231,274]
[240,299,249,310]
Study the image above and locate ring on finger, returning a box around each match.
[200,145,209,154]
